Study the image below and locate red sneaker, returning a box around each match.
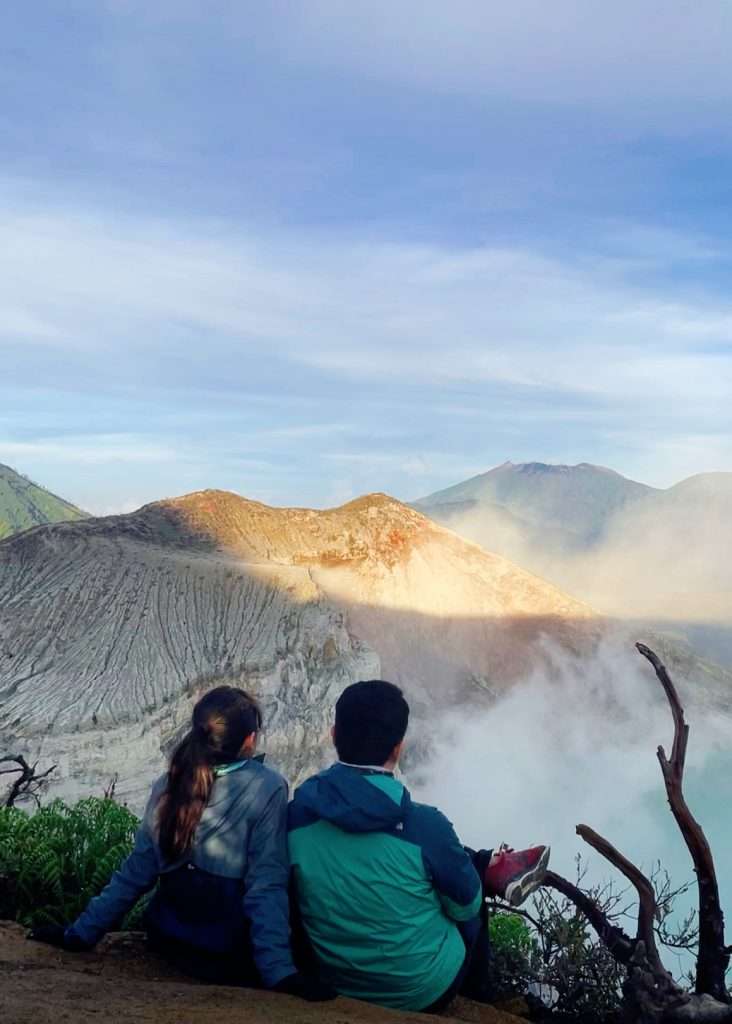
[483,844,550,907]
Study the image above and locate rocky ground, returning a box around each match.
[0,921,525,1024]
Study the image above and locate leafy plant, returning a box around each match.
[0,797,141,927]
[486,857,635,1022]
[487,911,540,997]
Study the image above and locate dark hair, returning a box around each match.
[157,686,262,861]
[334,680,409,766]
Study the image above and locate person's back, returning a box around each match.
[288,680,483,1011]
[30,686,334,1002]
[137,756,289,978]
[289,760,480,1010]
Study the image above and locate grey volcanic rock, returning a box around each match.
[0,490,597,806]
[0,499,381,806]
[7,487,723,809]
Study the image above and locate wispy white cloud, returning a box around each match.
[4,198,732,401]
[0,435,183,465]
[3,189,732,505]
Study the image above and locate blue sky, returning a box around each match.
[3,1,732,513]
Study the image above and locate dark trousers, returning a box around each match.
[146,921,260,988]
[420,916,492,1013]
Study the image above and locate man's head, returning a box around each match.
[333,680,409,767]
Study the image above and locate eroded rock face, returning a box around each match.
[0,504,380,806]
[3,488,718,809]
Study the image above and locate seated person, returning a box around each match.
[30,686,332,1002]
[288,680,549,1012]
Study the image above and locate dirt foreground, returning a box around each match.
[0,922,525,1024]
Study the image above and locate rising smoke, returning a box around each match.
[444,483,732,626]
[413,639,732,972]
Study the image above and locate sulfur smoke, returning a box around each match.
[412,640,732,972]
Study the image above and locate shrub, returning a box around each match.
[0,797,141,928]
[488,911,539,997]
[486,861,629,1022]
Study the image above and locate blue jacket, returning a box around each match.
[69,759,295,987]
[288,764,482,1010]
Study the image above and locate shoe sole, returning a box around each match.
[503,846,550,907]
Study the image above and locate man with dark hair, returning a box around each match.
[288,680,549,1012]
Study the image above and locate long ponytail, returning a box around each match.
[157,687,262,862]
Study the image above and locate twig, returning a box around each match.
[543,868,636,966]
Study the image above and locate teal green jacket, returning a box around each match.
[288,763,482,1010]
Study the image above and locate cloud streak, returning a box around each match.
[3,189,732,509]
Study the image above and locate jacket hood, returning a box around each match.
[292,763,409,833]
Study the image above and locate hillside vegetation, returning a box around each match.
[0,463,87,539]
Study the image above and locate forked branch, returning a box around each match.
[532,644,732,1021]
[543,868,635,964]
[575,825,665,975]
[636,643,730,1002]
[0,755,56,808]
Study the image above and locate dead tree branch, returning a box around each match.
[636,642,731,1003]
[548,834,695,1021]
[0,755,56,808]
[528,644,732,1021]
[576,824,666,975]
[543,868,636,965]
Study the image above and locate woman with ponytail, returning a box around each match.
[29,686,334,1002]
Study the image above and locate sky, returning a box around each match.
[3,1,732,515]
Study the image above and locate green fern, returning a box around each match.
[90,842,131,893]
[0,797,139,926]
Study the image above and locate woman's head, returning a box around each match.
[158,687,262,862]
[191,686,263,763]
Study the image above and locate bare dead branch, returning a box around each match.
[103,773,119,801]
[636,643,689,769]
[575,824,666,976]
[1,755,57,808]
[636,643,731,1003]
[543,868,636,965]
[523,644,731,1020]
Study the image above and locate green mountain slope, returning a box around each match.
[0,463,88,539]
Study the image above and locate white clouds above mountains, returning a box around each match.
[3,189,732,510]
[5,197,731,395]
[3,2,732,510]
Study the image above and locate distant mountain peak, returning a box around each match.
[497,460,629,477]
[415,460,655,542]
[0,463,87,540]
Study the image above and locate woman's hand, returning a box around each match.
[27,924,93,952]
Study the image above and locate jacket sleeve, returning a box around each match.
[242,782,296,987]
[69,805,160,947]
[419,808,482,923]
